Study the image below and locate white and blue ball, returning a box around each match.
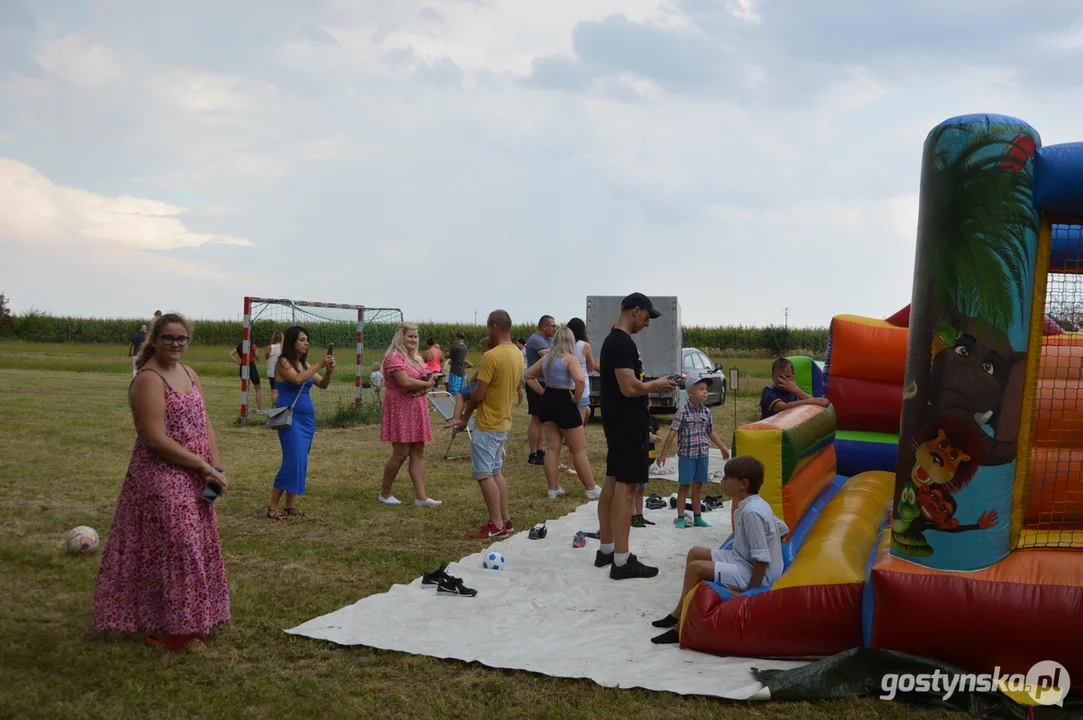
[482,551,505,570]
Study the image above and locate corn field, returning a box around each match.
[0,311,829,356]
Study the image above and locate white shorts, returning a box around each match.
[710,548,752,589]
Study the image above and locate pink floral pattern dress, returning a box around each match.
[94,366,230,636]
[380,351,434,444]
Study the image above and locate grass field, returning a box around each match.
[0,342,968,719]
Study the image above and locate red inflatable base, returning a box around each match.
[680,582,864,658]
[827,376,904,435]
[870,551,1083,684]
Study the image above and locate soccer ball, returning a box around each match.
[482,551,505,570]
[66,526,99,555]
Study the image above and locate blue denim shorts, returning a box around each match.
[471,428,509,480]
[678,455,709,486]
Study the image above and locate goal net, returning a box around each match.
[239,297,403,422]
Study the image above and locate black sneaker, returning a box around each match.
[610,554,659,580]
[631,514,646,528]
[437,576,477,596]
[422,565,449,587]
[528,452,543,466]
[594,550,613,567]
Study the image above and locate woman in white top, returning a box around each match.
[566,318,597,425]
[265,331,283,405]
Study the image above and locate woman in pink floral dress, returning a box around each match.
[95,313,231,651]
[378,322,441,506]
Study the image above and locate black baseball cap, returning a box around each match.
[621,292,661,318]
[455,332,465,339]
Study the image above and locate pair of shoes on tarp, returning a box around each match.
[423,564,477,597]
[703,495,726,510]
[645,493,667,510]
[669,495,716,513]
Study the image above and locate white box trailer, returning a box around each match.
[585,295,682,414]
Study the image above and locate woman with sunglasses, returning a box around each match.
[95,313,231,651]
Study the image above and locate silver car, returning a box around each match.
[678,347,727,406]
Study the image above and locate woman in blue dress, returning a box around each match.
[267,326,335,519]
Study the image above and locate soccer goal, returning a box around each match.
[239,297,403,422]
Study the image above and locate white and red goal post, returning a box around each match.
[239,297,365,423]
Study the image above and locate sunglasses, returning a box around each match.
[160,335,190,346]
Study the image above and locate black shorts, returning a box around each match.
[604,422,650,485]
[241,363,261,386]
[538,389,583,430]
[526,383,545,416]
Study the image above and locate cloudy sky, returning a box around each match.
[2,1,1082,328]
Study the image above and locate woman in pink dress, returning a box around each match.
[94,313,231,651]
[378,322,442,506]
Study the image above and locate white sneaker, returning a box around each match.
[585,486,602,499]
[548,488,567,499]
[415,498,442,506]
[378,494,401,505]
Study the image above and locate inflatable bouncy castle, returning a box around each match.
[823,313,908,477]
[678,114,1083,699]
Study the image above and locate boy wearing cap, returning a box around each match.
[596,292,678,579]
[656,375,731,528]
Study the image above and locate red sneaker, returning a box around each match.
[145,634,202,650]
[505,518,514,531]
[470,521,507,539]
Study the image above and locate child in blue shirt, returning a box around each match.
[760,357,829,419]
[649,455,789,644]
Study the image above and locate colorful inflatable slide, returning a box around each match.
[678,114,1083,700]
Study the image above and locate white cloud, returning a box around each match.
[0,157,254,252]
[727,0,761,23]
[33,35,121,87]
[2,0,1082,328]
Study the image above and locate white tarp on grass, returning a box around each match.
[286,498,809,700]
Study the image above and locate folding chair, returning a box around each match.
[428,391,508,462]
[428,392,473,460]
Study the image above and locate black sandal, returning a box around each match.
[284,507,307,517]
[267,507,286,520]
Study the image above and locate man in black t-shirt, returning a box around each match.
[595,292,678,580]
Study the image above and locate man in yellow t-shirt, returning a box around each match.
[454,309,523,539]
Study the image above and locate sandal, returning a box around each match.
[284,507,307,517]
[267,507,286,520]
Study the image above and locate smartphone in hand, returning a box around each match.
[327,343,335,356]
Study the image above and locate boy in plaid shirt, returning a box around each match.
[657,376,730,528]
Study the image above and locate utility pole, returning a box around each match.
[784,307,789,328]
[473,309,478,325]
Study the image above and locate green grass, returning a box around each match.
[0,345,966,719]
